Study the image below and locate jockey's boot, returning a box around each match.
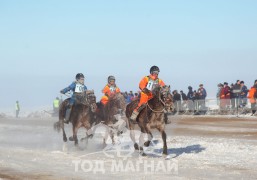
[130,104,146,122]
[130,110,139,122]
[64,106,72,124]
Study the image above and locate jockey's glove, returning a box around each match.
[142,88,150,94]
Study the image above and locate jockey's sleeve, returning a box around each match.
[84,85,88,91]
[62,82,76,93]
[139,77,148,90]
[116,87,121,93]
[102,85,110,95]
[159,79,165,87]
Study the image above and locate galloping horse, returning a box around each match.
[95,93,127,145]
[54,90,97,146]
[126,85,173,156]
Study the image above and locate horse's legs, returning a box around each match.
[129,121,140,150]
[72,125,79,146]
[110,129,115,145]
[144,123,153,147]
[102,124,109,148]
[61,120,67,142]
[158,126,168,155]
[138,127,147,153]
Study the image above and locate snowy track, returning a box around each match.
[0,116,257,180]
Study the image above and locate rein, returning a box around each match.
[146,89,166,113]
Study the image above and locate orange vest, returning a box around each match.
[248,87,257,103]
[139,75,165,91]
[102,84,120,96]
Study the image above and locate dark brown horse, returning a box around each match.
[126,85,173,156]
[95,93,126,145]
[54,91,97,146]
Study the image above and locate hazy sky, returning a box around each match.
[0,0,257,109]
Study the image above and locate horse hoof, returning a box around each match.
[69,136,74,141]
[80,137,86,142]
[163,152,168,156]
[63,137,67,142]
[134,144,139,150]
[141,152,147,156]
[144,141,151,147]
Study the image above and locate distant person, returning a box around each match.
[248,80,257,116]
[180,90,187,111]
[220,82,230,110]
[219,84,226,110]
[180,90,187,101]
[230,83,235,109]
[123,91,128,101]
[240,81,248,107]
[60,73,87,123]
[187,86,194,111]
[133,93,139,100]
[232,80,242,109]
[216,83,222,106]
[53,97,60,114]
[15,101,20,118]
[173,90,181,113]
[198,84,207,109]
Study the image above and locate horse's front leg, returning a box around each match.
[110,129,115,145]
[61,120,67,142]
[160,129,168,155]
[144,124,153,147]
[72,124,79,146]
[129,121,140,151]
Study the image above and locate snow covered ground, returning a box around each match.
[0,115,257,180]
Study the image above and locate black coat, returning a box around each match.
[173,94,181,102]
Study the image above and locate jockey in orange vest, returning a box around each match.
[130,66,165,121]
[101,76,121,105]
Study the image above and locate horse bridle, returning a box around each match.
[86,93,97,112]
[147,86,173,113]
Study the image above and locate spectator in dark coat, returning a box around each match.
[187,86,194,111]
[180,90,187,111]
[240,81,248,107]
[173,90,182,113]
[198,84,207,109]
[232,80,242,109]
[180,90,188,101]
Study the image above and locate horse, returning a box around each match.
[126,85,173,156]
[54,90,97,146]
[95,93,127,146]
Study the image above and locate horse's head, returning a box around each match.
[108,93,126,113]
[160,85,174,113]
[151,85,174,113]
[85,90,97,113]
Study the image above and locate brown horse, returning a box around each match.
[126,85,173,156]
[54,91,97,146]
[95,93,126,145]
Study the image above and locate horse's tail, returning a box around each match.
[54,99,67,133]
[53,121,61,132]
